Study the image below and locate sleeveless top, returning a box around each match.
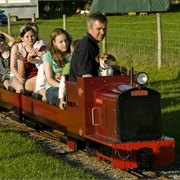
[23,54,38,78]
[0,52,10,76]
[10,43,38,79]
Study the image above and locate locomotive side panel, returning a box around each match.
[93,81,133,142]
[94,98,118,140]
[74,76,131,137]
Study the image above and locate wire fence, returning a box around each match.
[63,18,180,67]
[5,14,180,67]
[106,28,180,65]
[68,25,179,68]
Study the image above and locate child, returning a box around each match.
[43,28,72,107]
[59,39,79,110]
[27,40,48,102]
[0,30,15,89]
[10,26,38,93]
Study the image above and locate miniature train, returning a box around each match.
[0,69,175,170]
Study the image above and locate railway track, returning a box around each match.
[124,170,169,179]
[0,108,176,179]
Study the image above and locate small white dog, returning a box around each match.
[95,53,116,76]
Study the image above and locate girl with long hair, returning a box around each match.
[43,28,72,106]
[10,26,38,93]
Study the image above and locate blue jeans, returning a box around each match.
[46,87,60,107]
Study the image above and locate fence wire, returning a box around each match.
[6,18,180,66]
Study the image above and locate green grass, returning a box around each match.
[0,129,96,179]
[143,65,180,153]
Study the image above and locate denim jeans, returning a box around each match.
[46,87,60,107]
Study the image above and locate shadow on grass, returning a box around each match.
[148,74,180,155]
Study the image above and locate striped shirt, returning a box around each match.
[24,53,38,78]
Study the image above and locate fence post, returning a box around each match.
[63,14,66,31]
[32,13,36,22]
[7,13,11,35]
[157,13,162,69]
[102,37,107,53]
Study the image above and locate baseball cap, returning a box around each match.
[0,34,5,41]
[33,40,47,51]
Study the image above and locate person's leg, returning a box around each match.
[45,87,60,106]
[17,59,25,78]
[3,79,10,90]
[38,88,47,102]
[2,74,10,90]
[24,76,37,92]
[10,77,23,93]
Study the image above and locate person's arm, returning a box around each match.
[82,74,93,78]
[10,44,24,83]
[59,76,66,110]
[58,62,70,109]
[0,30,15,47]
[27,50,39,64]
[43,61,59,87]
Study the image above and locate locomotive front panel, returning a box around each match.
[117,88,162,142]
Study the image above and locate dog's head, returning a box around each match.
[95,53,116,69]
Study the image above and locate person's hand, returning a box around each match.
[16,52,24,61]
[120,66,127,74]
[18,48,27,58]
[17,77,25,84]
[59,98,66,110]
[28,49,37,57]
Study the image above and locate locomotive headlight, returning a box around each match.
[136,72,148,85]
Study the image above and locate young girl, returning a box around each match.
[27,40,48,102]
[43,28,72,107]
[0,30,15,89]
[25,21,39,40]
[16,21,39,80]
[10,26,38,93]
[59,39,79,110]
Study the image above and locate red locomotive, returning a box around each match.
[0,70,175,170]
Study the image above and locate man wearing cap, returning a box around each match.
[0,30,15,89]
